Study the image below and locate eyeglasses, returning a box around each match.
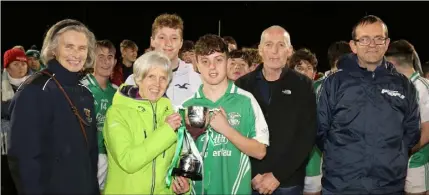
[354,36,388,46]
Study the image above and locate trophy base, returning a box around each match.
[172,168,202,181]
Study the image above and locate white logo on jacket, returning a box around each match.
[282,89,292,95]
[381,89,405,99]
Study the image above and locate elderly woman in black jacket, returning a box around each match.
[8,19,99,195]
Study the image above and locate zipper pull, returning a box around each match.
[372,72,375,79]
[144,130,147,138]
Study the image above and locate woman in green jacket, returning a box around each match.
[103,51,190,194]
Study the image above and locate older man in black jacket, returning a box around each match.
[235,25,317,195]
[8,19,99,195]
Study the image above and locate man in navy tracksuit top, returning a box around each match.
[7,19,99,195]
[317,15,421,195]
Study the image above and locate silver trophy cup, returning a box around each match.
[172,152,203,180]
[187,106,209,129]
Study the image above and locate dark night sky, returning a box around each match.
[2,1,428,72]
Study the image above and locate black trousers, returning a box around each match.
[2,155,17,195]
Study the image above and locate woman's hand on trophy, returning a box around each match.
[172,176,190,195]
[209,107,231,134]
[166,113,182,131]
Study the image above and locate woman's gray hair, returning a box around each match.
[133,51,172,84]
[41,19,96,69]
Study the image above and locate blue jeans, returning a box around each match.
[253,186,303,195]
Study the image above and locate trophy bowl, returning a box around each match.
[187,106,209,129]
[172,153,203,181]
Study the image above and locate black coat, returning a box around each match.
[235,65,317,188]
[8,59,99,195]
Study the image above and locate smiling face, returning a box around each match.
[350,22,390,66]
[122,47,138,63]
[55,30,88,72]
[151,27,183,61]
[94,46,116,78]
[197,52,228,86]
[136,66,169,102]
[181,51,196,64]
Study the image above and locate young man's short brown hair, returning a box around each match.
[385,39,415,67]
[120,39,138,51]
[180,40,195,54]
[96,40,116,55]
[229,50,252,67]
[223,36,237,46]
[195,34,229,59]
[152,13,184,38]
[327,41,351,69]
[244,48,262,65]
[289,48,318,70]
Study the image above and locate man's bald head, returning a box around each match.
[260,25,291,47]
[258,25,293,70]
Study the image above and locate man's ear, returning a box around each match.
[349,40,358,54]
[150,36,155,48]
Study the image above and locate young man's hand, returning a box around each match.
[209,107,231,135]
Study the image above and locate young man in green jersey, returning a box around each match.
[182,34,269,195]
[81,40,118,190]
[386,40,429,195]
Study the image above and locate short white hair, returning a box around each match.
[260,25,292,48]
[133,51,172,84]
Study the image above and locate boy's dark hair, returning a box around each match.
[223,36,237,46]
[385,39,415,67]
[180,40,195,54]
[351,15,388,40]
[327,41,352,69]
[229,50,252,67]
[195,34,229,59]
[244,48,262,65]
[289,48,318,70]
[96,40,116,55]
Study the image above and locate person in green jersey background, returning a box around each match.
[182,34,269,195]
[289,49,323,195]
[289,44,351,195]
[386,40,429,195]
[81,40,118,190]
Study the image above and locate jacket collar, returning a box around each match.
[337,53,395,78]
[255,63,289,81]
[46,59,81,86]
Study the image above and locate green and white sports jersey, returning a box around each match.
[81,74,117,154]
[182,81,269,195]
[305,78,325,176]
[409,72,429,168]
